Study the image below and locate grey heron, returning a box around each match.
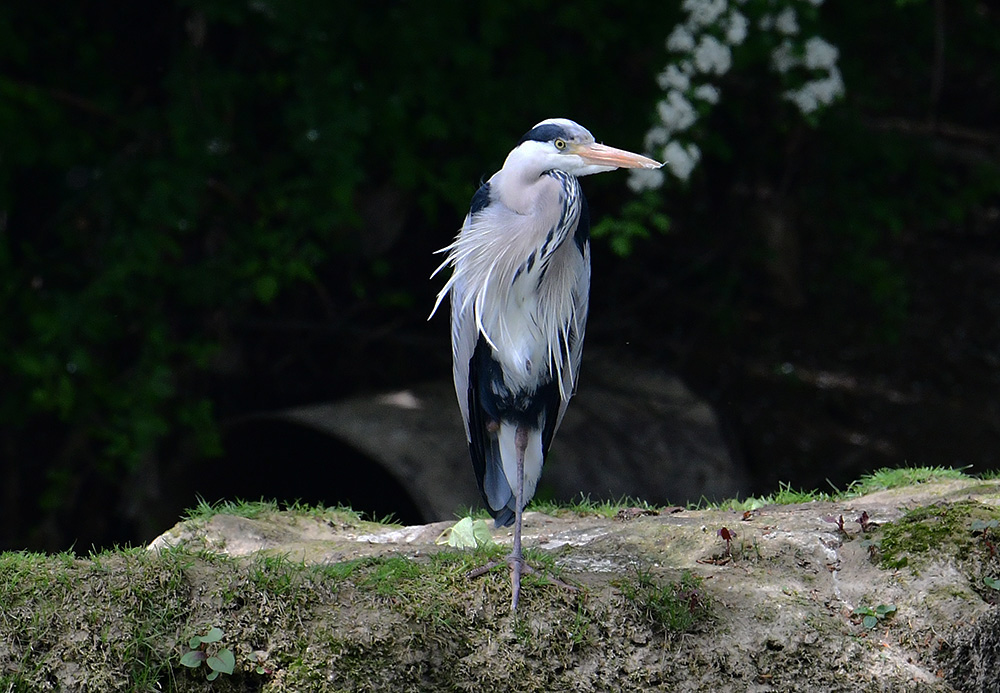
[431,118,662,610]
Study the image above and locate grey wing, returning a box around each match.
[449,273,478,441]
[446,206,481,442]
[448,180,494,440]
[553,237,591,435]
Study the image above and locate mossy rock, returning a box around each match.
[5,474,1000,691]
[877,500,1000,581]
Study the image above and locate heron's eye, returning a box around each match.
[554,138,567,151]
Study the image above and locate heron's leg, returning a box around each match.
[509,425,529,610]
[464,425,577,608]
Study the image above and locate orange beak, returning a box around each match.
[573,142,662,170]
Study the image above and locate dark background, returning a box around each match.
[2,1,998,553]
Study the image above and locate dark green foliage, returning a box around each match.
[0,1,676,548]
[2,1,999,551]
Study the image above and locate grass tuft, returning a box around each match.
[703,481,834,512]
[845,465,972,496]
[182,496,395,526]
[697,465,978,512]
[531,493,663,518]
[616,567,710,635]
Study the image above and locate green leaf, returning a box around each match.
[207,648,235,675]
[206,670,219,681]
[862,615,878,629]
[439,517,476,548]
[984,577,1000,590]
[180,650,206,668]
[201,626,224,643]
[188,635,203,649]
[875,604,896,616]
[471,518,495,547]
[437,517,496,548]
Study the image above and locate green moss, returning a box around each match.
[877,500,1000,572]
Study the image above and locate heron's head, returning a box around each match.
[506,118,662,178]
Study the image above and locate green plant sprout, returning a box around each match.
[853,603,896,630]
[180,627,235,681]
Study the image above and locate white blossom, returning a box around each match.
[628,166,666,193]
[664,141,702,181]
[774,7,799,35]
[803,36,839,70]
[657,63,691,92]
[770,40,797,73]
[784,87,817,114]
[657,90,698,132]
[666,24,696,52]
[644,125,671,150]
[692,35,732,75]
[681,0,728,29]
[724,10,749,45]
[693,83,720,104]
[785,67,844,114]
[636,0,843,190]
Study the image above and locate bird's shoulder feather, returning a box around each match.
[469,181,492,216]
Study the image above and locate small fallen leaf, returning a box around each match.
[438,517,475,548]
[471,518,494,547]
[437,517,495,548]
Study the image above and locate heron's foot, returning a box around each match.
[465,553,577,610]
